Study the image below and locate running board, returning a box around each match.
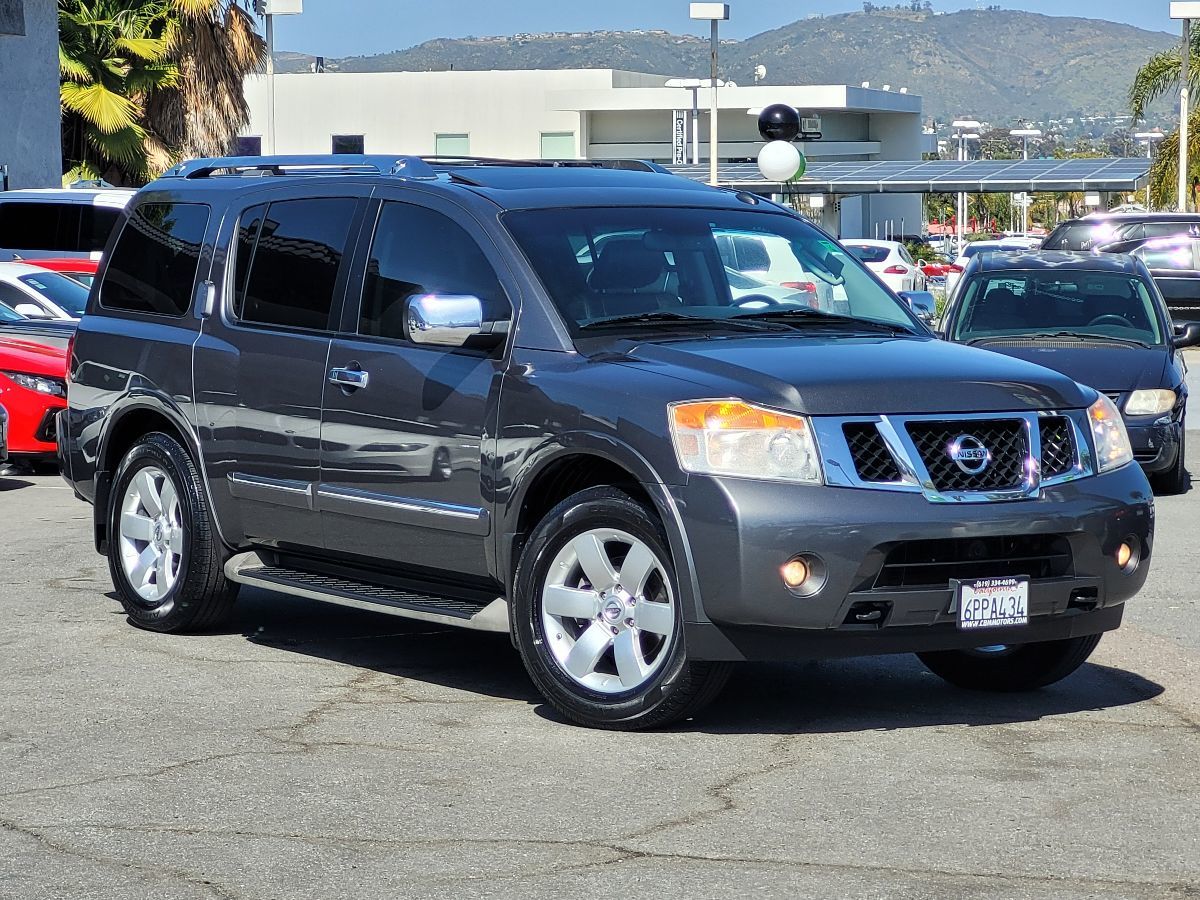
[224,552,510,633]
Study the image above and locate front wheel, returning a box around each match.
[916,633,1102,692]
[512,487,732,730]
[108,433,237,632]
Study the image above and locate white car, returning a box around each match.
[0,262,91,321]
[0,186,133,263]
[944,237,1042,298]
[841,240,927,294]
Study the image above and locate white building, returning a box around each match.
[242,68,925,239]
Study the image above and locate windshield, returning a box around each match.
[503,207,919,335]
[844,244,890,264]
[950,270,1164,345]
[18,271,90,316]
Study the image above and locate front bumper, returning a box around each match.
[1126,417,1183,474]
[672,462,1153,659]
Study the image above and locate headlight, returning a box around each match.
[2,371,66,397]
[1088,395,1133,473]
[1124,388,1177,417]
[669,399,823,484]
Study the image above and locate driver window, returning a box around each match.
[359,201,505,342]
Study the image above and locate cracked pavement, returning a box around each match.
[1,439,1199,899]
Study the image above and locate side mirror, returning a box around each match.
[898,290,937,324]
[1173,321,1200,349]
[13,303,50,319]
[405,293,508,349]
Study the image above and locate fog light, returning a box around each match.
[1117,543,1133,569]
[781,559,810,589]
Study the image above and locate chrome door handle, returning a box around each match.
[329,367,369,390]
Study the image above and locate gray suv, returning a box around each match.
[59,155,1154,730]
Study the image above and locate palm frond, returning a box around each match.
[60,81,141,134]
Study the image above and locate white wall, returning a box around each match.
[0,0,61,188]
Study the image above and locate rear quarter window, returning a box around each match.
[0,201,122,253]
[100,202,211,317]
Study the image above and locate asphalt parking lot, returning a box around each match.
[1,423,1198,898]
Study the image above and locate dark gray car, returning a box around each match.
[59,155,1154,730]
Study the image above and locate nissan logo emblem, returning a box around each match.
[948,434,991,475]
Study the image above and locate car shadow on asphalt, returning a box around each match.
[0,477,35,491]
[198,587,1166,734]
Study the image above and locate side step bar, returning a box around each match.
[224,552,510,633]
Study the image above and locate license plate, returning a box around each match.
[955,576,1029,630]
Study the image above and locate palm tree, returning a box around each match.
[150,0,267,161]
[1129,25,1200,208]
[58,0,179,184]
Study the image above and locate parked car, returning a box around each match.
[0,334,68,465]
[1042,213,1200,254]
[841,239,927,293]
[0,302,76,350]
[0,262,90,321]
[29,257,101,287]
[940,250,1198,494]
[0,187,133,263]
[61,154,1153,730]
[1097,235,1200,324]
[945,237,1042,298]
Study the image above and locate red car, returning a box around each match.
[28,257,101,287]
[0,335,67,462]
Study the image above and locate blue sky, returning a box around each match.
[271,1,1182,58]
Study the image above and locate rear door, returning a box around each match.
[317,195,512,577]
[194,190,367,551]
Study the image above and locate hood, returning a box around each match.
[614,335,1092,416]
[0,336,68,378]
[967,342,1169,394]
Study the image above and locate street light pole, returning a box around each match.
[1135,130,1165,209]
[1171,4,1198,211]
[255,0,303,156]
[952,119,981,254]
[690,4,730,186]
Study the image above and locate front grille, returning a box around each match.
[906,419,1027,493]
[843,423,901,482]
[1134,449,1159,463]
[1104,392,1123,407]
[1038,417,1075,478]
[874,534,1074,589]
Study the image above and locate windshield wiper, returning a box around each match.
[732,307,917,335]
[972,331,1152,348]
[579,311,786,332]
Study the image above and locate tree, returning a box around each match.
[1129,23,1200,207]
[58,0,180,184]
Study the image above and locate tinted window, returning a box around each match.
[845,245,890,264]
[950,270,1163,345]
[0,283,30,314]
[1143,222,1200,240]
[238,198,357,331]
[0,300,21,322]
[0,201,121,253]
[100,202,210,316]
[1135,240,1198,271]
[332,134,364,154]
[18,272,90,316]
[359,201,504,341]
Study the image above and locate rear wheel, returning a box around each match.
[916,633,1102,692]
[1150,426,1187,495]
[107,433,236,632]
[512,486,732,730]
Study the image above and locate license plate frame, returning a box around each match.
[952,576,1030,630]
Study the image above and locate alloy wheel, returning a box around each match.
[117,466,183,605]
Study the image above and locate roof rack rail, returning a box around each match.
[165,155,439,180]
[421,156,669,174]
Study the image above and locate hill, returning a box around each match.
[275,8,1177,123]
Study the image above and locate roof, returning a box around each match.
[976,250,1138,274]
[0,188,134,206]
[1080,211,1200,221]
[667,157,1151,195]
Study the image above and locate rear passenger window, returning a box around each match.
[0,202,122,253]
[358,201,504,341]
[100,202,210,316]
[235,198,357,331]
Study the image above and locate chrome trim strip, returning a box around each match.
[315,484,490,535]
[227,473,314,510]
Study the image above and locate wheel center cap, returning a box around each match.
[602,598,625,622]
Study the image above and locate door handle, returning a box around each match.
[329,367,369,390]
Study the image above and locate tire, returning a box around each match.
[107,432,236,633]
[430,446,452,482]
[1150,426,1187,496]
[916,633,1103,692]
[512,486,732,730]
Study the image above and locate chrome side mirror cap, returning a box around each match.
[898,290,937,324]
[405,293,507,348]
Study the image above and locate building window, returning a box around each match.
[0,1,25,35]
[332,134,365,155]
[236,136,262,156]
[540,132,576,160]
[435,133,470,158]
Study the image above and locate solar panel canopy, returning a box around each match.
[666,158,1151,194]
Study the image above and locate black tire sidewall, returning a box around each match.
[107,435,200,628]
[513,488,691,726]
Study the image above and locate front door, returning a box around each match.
[195,193,363,551]
[318,198,510,577]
